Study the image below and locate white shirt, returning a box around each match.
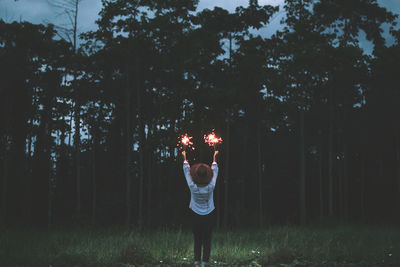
[183,160,218,215]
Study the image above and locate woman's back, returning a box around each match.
[183,161,218,215]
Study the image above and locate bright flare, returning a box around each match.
[204,131,222,147]
[177,134,194,151]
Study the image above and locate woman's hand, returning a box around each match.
[213,150,219,163]
[182,151,187,162]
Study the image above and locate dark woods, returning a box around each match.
[0,0,399,228]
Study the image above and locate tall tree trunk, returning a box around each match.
[338,151,343,218]
[137,59,145,229]
[73,0,79,52]
[395,131,400,222]
[299,109,306,225]
[257,121,263,227]
[47,114,54,228]
[44,101,52,227]
[48,155,53,228]
[33,95,52,226]
[319,131,323,219]
[343,143,349,221]
[74,100,81,214]
[91,133,97,225]
[223,117,230,228]
[328,86,334,217]
[378,149,383,181]
[360,152,366,221]
[68,107,73,147]
[319,152,323,219]
[72,0,81,215]
[222,34,233,228]
[147,149,152,226]
[1,135,8,226]
[397,132,400,198]
[125,68,132,226]
[25,126,33,223]
[342,101,351,221]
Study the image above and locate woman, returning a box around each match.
[182,150,219,267]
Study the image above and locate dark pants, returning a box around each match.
[191,209,215,263]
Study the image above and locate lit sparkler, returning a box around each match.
[177,133,194,151]
[204,130,222,151]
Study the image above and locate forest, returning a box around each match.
[1,0,400,229]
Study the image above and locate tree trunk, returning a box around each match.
[395,131,400,222]
[397,132,400,198]
[343,143,349,221]
[48,156,53,228]
[32,94,52,226]
[137,59,145,229]
[1,136,8,226]
[68,107,73,147]
[222,34,233,229]
[74,100,81,214]
[91,133,97,225]
[72,0,80,215]
[147,149,152,226]
[342,101,351,221]
[44,101,52,228]
[338,152,343,218]
[25,127,33,223]
[73,0,79,53]
[360,152,366,221]
[257,121,263,227]
[125,68,132,226]
[328,86,334,217]
[319,132,323,219]
[378,149,383,181]
[299,109,306,225]
[223,117,230,228]
[319,152,323,219]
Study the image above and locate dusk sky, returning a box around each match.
[1,0,400,53]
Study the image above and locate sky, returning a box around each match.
[0,0,285,35]
[1,0,399,53]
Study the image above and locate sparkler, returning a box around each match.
[204,130,223,151]
[177,133,194,151]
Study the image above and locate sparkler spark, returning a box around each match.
[204,131,222,148]
[177,134,194,151]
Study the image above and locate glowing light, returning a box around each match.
[204,130,222,148]
[177,134,194,151]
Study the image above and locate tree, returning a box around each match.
[46,0,87,217]
[369,35,400,222]
[314,0,397,219]
[268,0,333,224]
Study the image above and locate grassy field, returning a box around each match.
[0,223,399,267]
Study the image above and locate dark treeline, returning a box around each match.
[0,0,399,228]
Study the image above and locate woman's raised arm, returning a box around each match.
[213,150,219,163]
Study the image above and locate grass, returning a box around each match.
[0,223,399,266]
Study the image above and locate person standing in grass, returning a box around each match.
[182,150,219,267]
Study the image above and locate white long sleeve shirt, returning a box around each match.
[183,160,218,215]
